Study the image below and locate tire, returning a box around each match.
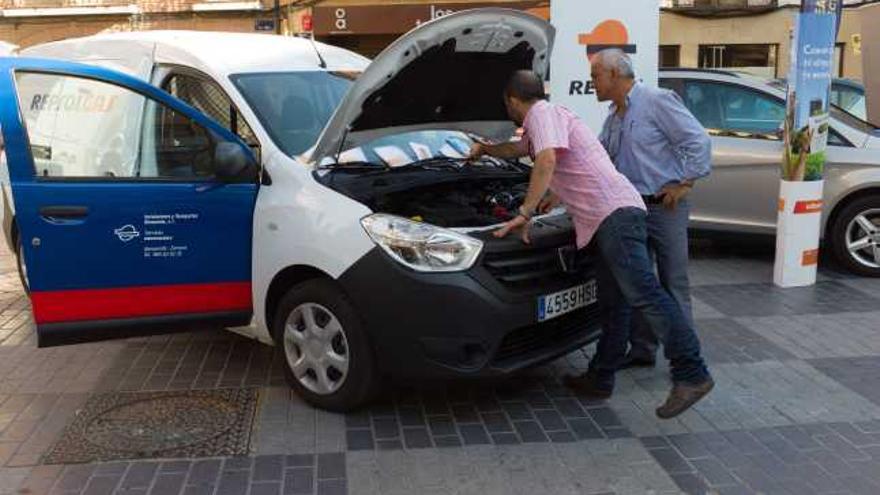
[829,195,880,277]
[271,279,378,412]
[15,236,29,293]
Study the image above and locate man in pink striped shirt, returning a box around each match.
[470,71,713,419]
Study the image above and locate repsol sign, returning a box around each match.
[568,80,596,95]
[29,93,118,113]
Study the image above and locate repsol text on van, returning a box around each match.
[29,93,118,113]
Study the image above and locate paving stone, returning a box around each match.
[548,431,577,443]
[149,473,186,495]
[372,418,400,440]
[491,433,520,445]
[346,429,373,451]
[317,478,346,495]
[458,424,490,446]
[691,457,737,486]
[513,421,548,443]
[427,416,457,436]
[253,455,284,482]
[670,472,710,495]
[696,281,880,317]
[402,428,432,449]
[250,481,282,495]
[480,413,513,434]
[317,453,345,480]
[534,410,567,432]
[432,435,462,448]
[284,467,313,495]
[119,462,157,489]
[648,448,694,474]
[568,418,603,440]
[187,459,221,484]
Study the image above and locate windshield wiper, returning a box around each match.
[404,156,466,171]
[317,160,389,172]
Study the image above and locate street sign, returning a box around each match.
[255,19,276,32]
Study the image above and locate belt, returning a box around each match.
[641,194,663,205]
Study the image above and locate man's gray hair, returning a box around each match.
[595,49,635,79]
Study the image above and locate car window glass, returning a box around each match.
[232,71,358,157]
[827,128,852,147]
[138,98,217,179]
[14,72,144,178]
[683,81,785,137]
[164,73,258,146]
[831,84,866,121]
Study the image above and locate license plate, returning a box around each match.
[537,280,598,322]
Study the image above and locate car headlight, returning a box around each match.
[361,214,483,272]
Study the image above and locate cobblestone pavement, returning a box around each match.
[1,241,879,495]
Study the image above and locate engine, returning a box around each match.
[375,179,529,228]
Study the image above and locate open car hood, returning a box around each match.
[308,8,554,164]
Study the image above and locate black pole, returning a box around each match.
[274,0,281,34]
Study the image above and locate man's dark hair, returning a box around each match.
[504,70,546,102]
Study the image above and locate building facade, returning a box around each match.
[0,0,876,83]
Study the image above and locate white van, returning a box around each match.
[1,10,601,411]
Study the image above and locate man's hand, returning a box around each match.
[656,182,692,210]
[493,215,531,244]
[538,192,561,214]
[467,143,485,163]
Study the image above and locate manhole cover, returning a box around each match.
[43,389,259,464]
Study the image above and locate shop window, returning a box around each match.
[698,44,779,78]
[833,43,845,78]
[659,45,681,68]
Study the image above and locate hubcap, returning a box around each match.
[282,303,349,395]
[845,208,880,269]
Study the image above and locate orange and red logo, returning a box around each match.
[578,20,636,61]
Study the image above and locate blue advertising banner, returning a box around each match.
[782,1,840,181]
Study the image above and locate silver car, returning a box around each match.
[660,69,880,277]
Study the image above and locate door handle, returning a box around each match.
[39,206,89,220]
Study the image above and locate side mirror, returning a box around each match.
[214,142,258,183]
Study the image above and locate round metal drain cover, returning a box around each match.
[85,395,239,454]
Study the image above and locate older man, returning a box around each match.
[471,71,713,418]
[592,50,712,369]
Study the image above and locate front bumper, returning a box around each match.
[336,215,602,379]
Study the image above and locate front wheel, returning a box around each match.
[272,279,378,411]
[830,196,880,277]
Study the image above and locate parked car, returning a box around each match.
[0,11,601,411]
[660,68,880,277]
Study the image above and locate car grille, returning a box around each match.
[482,244,591,292]
[493,305,602,366]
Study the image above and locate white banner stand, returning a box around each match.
[774,180,824,287]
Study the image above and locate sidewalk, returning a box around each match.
[1,242,879,495]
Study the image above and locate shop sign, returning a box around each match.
[255,19,276,32]
[313,2,547,35]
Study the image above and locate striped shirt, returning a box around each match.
[523,100,645,248]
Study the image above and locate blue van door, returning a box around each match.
[0,58,259,346]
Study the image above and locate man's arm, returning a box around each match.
[470,139,528,160]
[653,90,712,182]
[520,148,556,215]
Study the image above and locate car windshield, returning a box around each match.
[322,130,475,168]
[231,71,358,157]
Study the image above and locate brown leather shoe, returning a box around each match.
[562,373,613,399]
[655,378,715,419]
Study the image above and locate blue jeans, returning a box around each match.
[629,200,695,360]
[587,207,709,389]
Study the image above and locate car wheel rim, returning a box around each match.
[283,303,349,395]
[845,208,880,269]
